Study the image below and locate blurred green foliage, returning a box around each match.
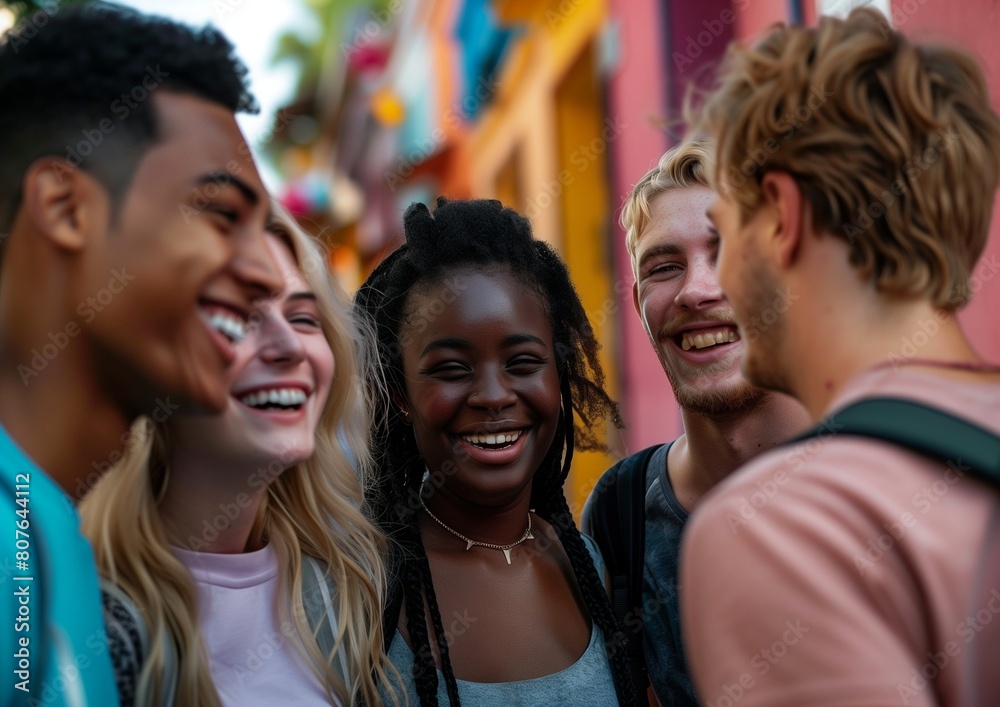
[1,0,90,23]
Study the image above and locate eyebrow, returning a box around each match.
[419,333,547,357]
[287,292,317,303]
[193,171,261,206]
[637,243,682,273]
[421,338,468,357]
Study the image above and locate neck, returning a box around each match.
[0,345,130,500]
[787,286,981,420]
[670,392,811,511]
[420,483,534,549]
[158,451,268,554]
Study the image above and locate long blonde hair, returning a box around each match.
[80,203,395,706]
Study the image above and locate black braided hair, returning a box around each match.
[355,197,636,706]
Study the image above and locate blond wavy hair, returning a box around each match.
[621,138,712,276]
[80,203,396,706]
[697,6,1000,310]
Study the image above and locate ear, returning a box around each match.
[759,171,805,270]
[390,389,411,425]
[631,280,641,318]
[22,158,108,253]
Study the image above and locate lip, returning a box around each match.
[198,298,251,366]
[455,420,528,435]
[662,319,741,363]
[670,320,739,337]
[232,381,312,398]
[452,427,531,466]
[232,383,313,425]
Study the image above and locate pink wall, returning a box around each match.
[734,0,790,41]
[606,0,677,451]
[896,0,1000,359]
[606,0,741,451]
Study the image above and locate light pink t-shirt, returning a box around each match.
[681,367,1000,707]
[172,544,340,706]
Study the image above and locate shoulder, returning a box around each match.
[101,581,146,707]
[581,443,665,535]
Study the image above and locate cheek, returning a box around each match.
[638,286,673,333]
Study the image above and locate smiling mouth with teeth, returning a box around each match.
[679,327,740,351]
[239,388,308,411]
[200,308,247,344]
[460,430,523,450]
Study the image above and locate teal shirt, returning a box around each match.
[0,425,118,707]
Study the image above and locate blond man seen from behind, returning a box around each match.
[684,8,1000,706]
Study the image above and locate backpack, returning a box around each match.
[790,397,1000,484]
[583,443,664,706]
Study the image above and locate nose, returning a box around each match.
[674,255,723,311]
[257,308,306,365]
[469,367,517,413]
[233,228,285,300]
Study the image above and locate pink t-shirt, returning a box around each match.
[172,544,339,706]
[681,367,1000,707]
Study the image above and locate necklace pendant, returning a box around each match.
[526,530,534,540]
[466,540,474,551]
[502,548,512,564]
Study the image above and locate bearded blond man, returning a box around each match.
[684,8,1000,707]
[582,138,807,706]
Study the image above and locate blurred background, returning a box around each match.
[3,0,999,513]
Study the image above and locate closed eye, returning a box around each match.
[423,363,470,379]
[508,356,548,373]
[288,314,322,329]
[647,263,683,277]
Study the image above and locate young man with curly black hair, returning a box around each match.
[0,4,282,704]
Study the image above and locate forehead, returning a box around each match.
[403,268,551,341]
[137,91,264,192]
[265,234,306,294]
[634,187,716,257]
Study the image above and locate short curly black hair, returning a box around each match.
[356,197,637,706]
[0,1,257,232]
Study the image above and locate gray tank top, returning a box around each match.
[381,536,618,705]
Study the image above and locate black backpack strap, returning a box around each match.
[583,443,663,705]
[792,397,1000,484]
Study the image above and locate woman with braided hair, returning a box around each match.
[356,197,639,706]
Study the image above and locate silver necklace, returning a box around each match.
[419,496,534,564]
